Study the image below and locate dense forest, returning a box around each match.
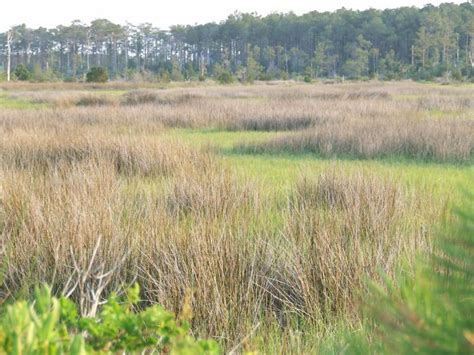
[1,2,473,82]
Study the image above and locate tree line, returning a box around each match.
[1,2,473,82]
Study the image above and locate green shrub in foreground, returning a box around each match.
[0,284,220,354]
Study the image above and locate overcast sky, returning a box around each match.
[0,0,466,31]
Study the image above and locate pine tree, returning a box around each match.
[367,191,474,353]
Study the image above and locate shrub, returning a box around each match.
[451,68,463,81]
[303,67,313,83]
[217,70,234,84]
[303,75,312,83]
[0,286,85,354]
[0,284,220,354]
[14,64,33,81]
[213,64,234,84]
[86,67,108,83]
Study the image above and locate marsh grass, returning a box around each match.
[0,141,439,348]
[236,117,474,163]
[0,81,469,351]
[0,131,202,177]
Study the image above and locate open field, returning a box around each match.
[0,81,473,353]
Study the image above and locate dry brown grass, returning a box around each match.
[280,170,431,317]
[0,131,200,177]
[7,91,119,108]
[238,115,474,163]
[121,89,201,106]
[0,130,439,347]
[5,82,473,141]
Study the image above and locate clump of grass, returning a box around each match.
[263,169,433,323]
[165,157,259,219]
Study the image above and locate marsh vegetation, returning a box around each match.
[0,81,472,353]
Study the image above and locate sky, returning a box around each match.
[0,0,466,31]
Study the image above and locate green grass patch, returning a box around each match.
[165,128,283,150]
[95,89,129,96]
[223,153,472,202]
[0,93,47,109]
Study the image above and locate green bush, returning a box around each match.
[0,284,220,354]
[213,64,234,84]
[461,64,473,79]
[451,68,463,81]
[86,67,108,83]
[217,70,234,84]
[14,64,33,81]
[303,67,313,83]
[303,75,312,83]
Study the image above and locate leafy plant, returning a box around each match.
[0,284,220,354]
[0,286,86,354]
